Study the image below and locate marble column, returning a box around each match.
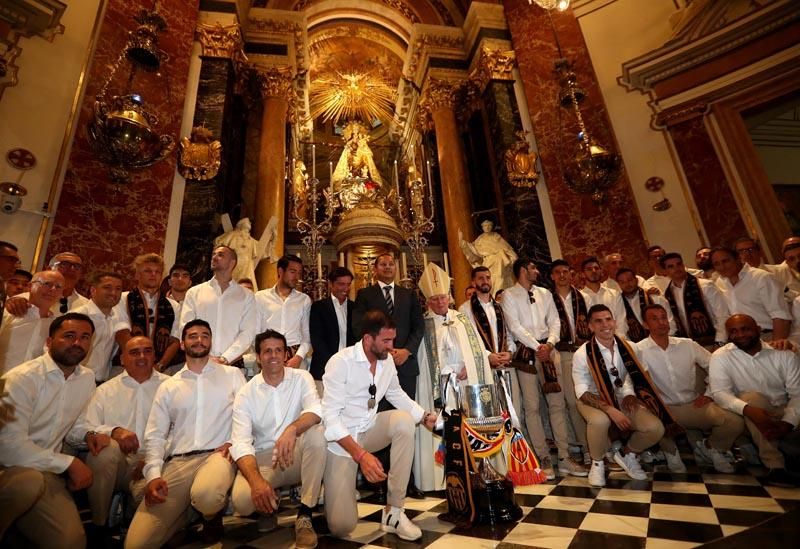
[426,78,475,301]
[253,66,293,289]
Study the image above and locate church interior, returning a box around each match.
[2,0,800,547]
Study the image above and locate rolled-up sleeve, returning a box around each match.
[385,372,425,422]
[321,354,350,443]
[761,274,792,321]
[709,354,748,417]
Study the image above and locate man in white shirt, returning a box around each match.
[636,304,742,473]
[125,319,246,548]
[0,313,96,548]
[734,236,774,271]
[711,246,791,340]
[116,254,181,373]
[502,258,582,479]
[615,268,676,342]
[230,329,325,548]
[643,245,671,295]
[5,268,31,298]
[767,236,800,303]
[178,245,257,367]
[602,252,645,293]
[69,335,167,530]
[710,314,800,487]
[6,252,90,318]
[322,311,436,541]
[254,254,311,369]
[310,266,356,394]
[0,270,64,375]
[166,263,193,304]
[695,246,716,280]
[572,305,667,487]
[580,257,627,337]
[73,271,126,382]
[661,252,729,348]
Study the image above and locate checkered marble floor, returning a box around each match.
[168,457,800,549]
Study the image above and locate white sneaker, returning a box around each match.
[695,439,735,473]
[540,456,556,480]
[381,507,422,541]
[664,448,687,473]
[613,451,648,481]
[559,457,589,477]
[588,459,606,487]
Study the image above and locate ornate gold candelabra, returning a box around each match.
[291,168,335,300]
[395,162,435,282]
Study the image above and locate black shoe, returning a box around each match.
[372,481,387,504]
[764,468,797,488]
[406,483,426,499]
[200,514,224,544]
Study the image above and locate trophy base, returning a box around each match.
[472,475,523,525]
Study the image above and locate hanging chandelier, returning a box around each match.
[88,7,175,183]
[528,0,571,11]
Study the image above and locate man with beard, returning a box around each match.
[322,311,437,541]
[67,336,167,535]
[179,246,256,368]
[710,314,800,487]
[615,268,675,342]
[255,255,311,369]
[580,257,626,338]
[5,251,89,317]
[0,270,65,375]
[73,272,126,382]
[0,313,96,548]
[695,247,716,280]
[116,254,181,373]
[711,246,791,340]
[5,268,32,298]
[310,267,357,395]
[125,320,246,547]
[231,330,325,548]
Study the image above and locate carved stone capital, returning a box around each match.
[470,48,515,92]
[251,65,295,100]
[423,78,459,112]
[196,23,244,60]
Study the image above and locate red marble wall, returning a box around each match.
[502,0,649,272]
[667,116,747,245]
[46,0,198,287]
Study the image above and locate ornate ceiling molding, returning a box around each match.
[469,47,515,93]
[294,0,422,24]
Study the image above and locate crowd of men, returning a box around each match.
[0,234,799,548]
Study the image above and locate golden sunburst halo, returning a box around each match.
[310,70,397,125]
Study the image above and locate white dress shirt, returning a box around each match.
[142,361,246,481]
[230,368,322,461]
[603,274,646,293]
[76,369,168,444]
[332,296,349,351]
[254,286,312,358]
[634,336,711,406]
[72,299,126,381]
[572,339,636,402]
[322,340,425,457]
[620,292,676,336]
[0,306,53,375]
[580,285,627,338]
[767,261,800,303]
[0,354,95,473]
[502,284,560,350]
[115,290,180,338]
[715,264,791,330]
[459,298,515,353]
[178,278,257,361]
[668,277,729,343]
[789,296,800,345]
[14,290,89,317]
[643,274,671,295]
[709,342,800,427]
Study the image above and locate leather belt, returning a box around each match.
[167,449,214,461]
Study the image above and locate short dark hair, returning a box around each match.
[512,258,533,279]
[89,271,124,286]
[361,310,396,337]
[471,266,490,279]
[277,254,303,271]
[734,236,758,248]
[647,245,665,255]
[581,256,600,271]
[50,312,95,337]
[182,318,212,340]
[0,241,18,252]
[587,304,612,321]
[328,266,354,282]
[169,264,191,276]
[784,240,800,255]
[710,246,737,262]
[642,303,667,321]
[237,278,253,285]
[254,329,287,353]
[213,245,238,264]
[658,252,683,268]
[550,259,570,271]
[614,267,636,281]
[373,253,395,267]
[495,288,505,298]
[695,246,711,254]
[12,269,32,280]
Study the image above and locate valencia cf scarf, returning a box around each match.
[552,287,591,343]
[469,293,508,353]
[621,288,652,343]
[127,289,174,361]
[664,274,715,345]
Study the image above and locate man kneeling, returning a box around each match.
[322,311,437,540]
[231,329,325,548]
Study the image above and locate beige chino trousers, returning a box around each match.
[559,351,588,447]
[658,401,744,454]
[86,439,147,526]
[577,400,665,461]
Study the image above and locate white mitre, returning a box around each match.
[418,262,451,299]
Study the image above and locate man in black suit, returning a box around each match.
[310,267,357,395]
[353,253,426,499]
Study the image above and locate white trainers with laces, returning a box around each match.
[381,506,422,541]
[613,450,648,480]
[695,439,735,473]
[588,459,606,487]
[664,448,687,473]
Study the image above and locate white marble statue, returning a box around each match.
[214,216,278,291]
[458,220,518,292]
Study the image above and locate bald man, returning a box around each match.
[5,252,89,318]
[709,314,800,487]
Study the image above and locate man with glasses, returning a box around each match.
[0,241,22,330]
[5,252,89,318]
[734,236,774,272]
[0,270,65,375]
[572,304,668,487]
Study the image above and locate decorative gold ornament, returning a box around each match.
[252,65,294,99]
[309,70,396,125]
[424,78,459,111]
[178,126,222,181]
[505,131,539,188]
[195,22,244,59]
[471,49,516,92]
